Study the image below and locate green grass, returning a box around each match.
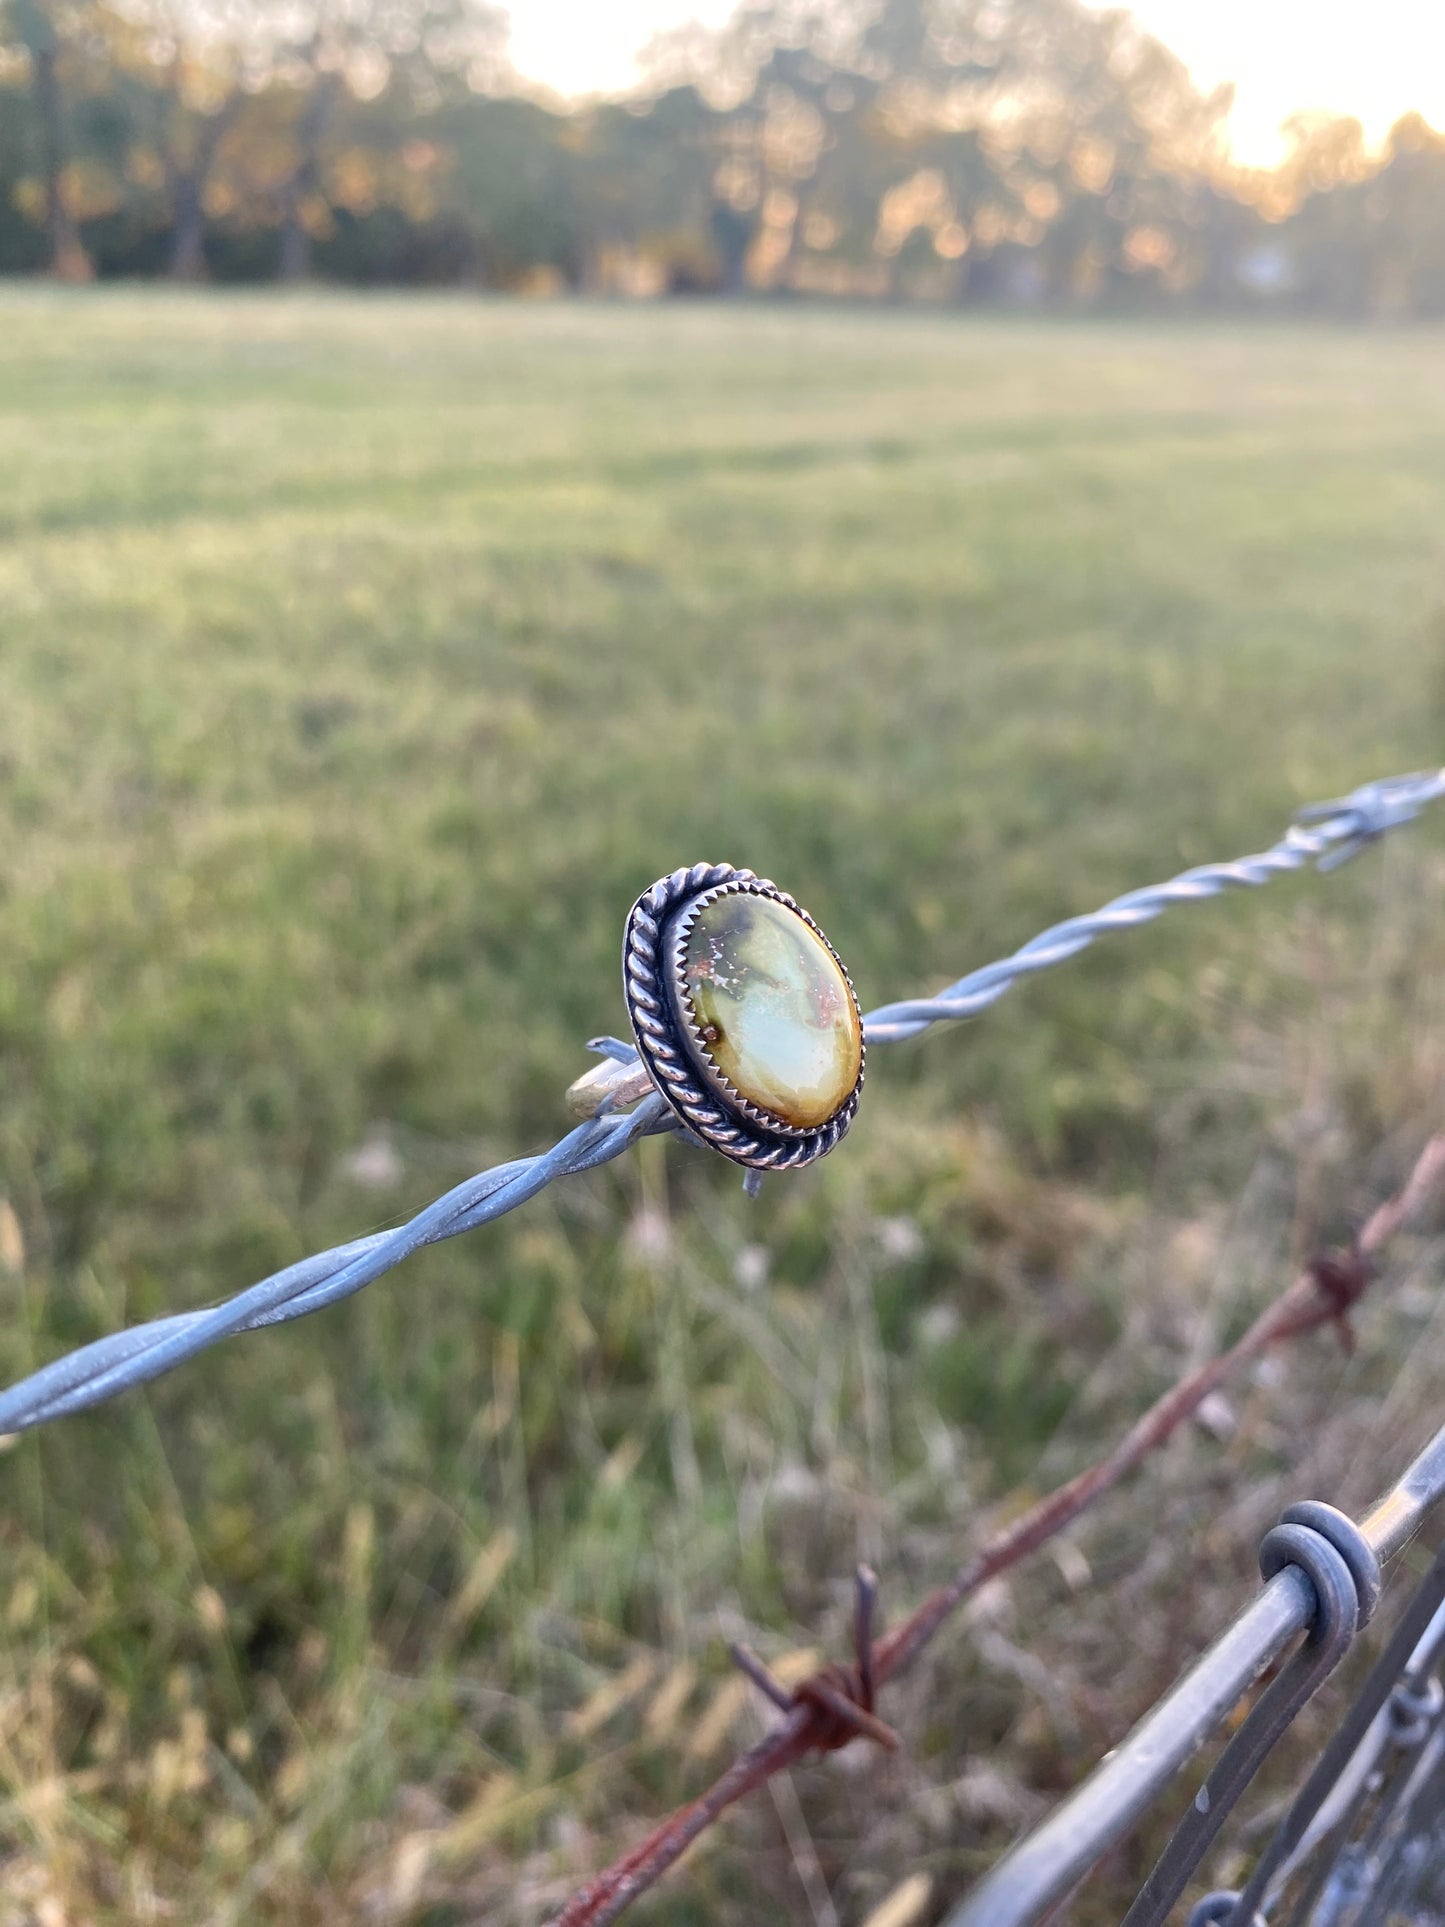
[0,289,1443,1924]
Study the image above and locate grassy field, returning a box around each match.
[1,290,1444,1926]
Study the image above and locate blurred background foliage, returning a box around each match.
[2,0,1445,312]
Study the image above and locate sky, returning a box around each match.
[502,0,1445,169]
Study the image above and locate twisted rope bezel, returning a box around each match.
[622,863,865,1170]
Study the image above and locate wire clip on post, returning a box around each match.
[1121,1504,1381,1927]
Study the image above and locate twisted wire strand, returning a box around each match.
[864,768,1445,1042]
[0,1096,672,1433]
[1,768,1440,1437]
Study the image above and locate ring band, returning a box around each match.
[564,1055,656,1118]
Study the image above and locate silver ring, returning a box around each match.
[617,862,865,1170]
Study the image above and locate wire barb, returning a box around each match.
[729,1644,795,1714]
[728,1600,900,1754]
[1294,767,1445,870]
[855,1564,879,1716]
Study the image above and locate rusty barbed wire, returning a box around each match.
[0,765,1439,1439]
[554,1134,1445,1927]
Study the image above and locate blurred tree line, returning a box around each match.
[1,0,1443,313]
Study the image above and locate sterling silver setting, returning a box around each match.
[621,862,864,1170]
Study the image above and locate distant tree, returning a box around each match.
[570,85,728,292]
[1373,113,1445,317]
[110,0,506,280]
[109,1,272,278]
[267,0,507,281]
[0,0,1437,306]
[867,0,1232,302]
[637,0,1233,304]
[162,33,244,275]
[425,91,581,286]
[638,4,894,293]
[1,0,96,275]
[1272,114,1378,315]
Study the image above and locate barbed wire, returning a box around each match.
[0,765,1440,1439]
[863,767,1445,1041]
[555,1133,1445,1927]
